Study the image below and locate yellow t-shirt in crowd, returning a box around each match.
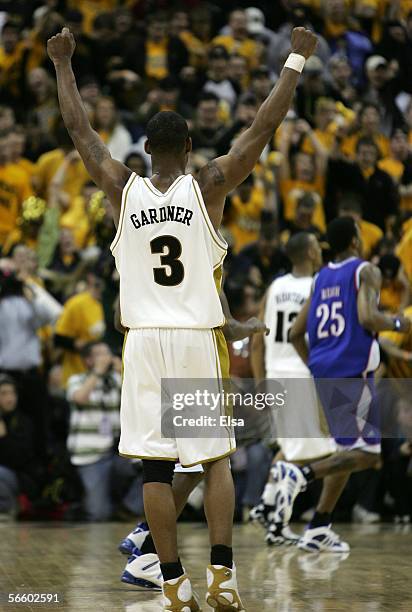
[68,0,118,33]
[227,185,265,253]
[60,196,91,249]
[280,176,326,232]
[380,305,412,378]
[211,35,259,68]
[360,219,383,258]
[302,129,336,154]
[55,291,105,385]
[145,39,168,80]
[380,281,405,314]
[378,156,412,210]
[341,132,389,160]
[33,149,90,203]
[396,225,412,282]
[0,42,25,97]
[0,163,33,245]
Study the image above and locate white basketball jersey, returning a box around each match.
[110,173,227,329]
[264,273,312,375]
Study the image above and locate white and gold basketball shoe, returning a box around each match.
[162,573,201,611]
[206,564,245,611]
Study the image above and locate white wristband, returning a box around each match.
[284,53,306,74]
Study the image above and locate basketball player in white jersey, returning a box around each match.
[48,26,317,611]
[250,233,337,545]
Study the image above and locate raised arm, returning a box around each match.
[357,264,410,333]
[198,27,318,228]
[47,28,131,224]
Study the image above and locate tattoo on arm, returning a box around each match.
[86,141,110,165]
[207,160,226,186]
[230,146,247,162]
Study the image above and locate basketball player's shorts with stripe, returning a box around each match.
[119,327,236,468]
[313,372,381,455]
[268,370,336,462]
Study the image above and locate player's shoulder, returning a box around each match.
[358,261,381,287]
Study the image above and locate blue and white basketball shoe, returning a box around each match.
[118,522,150,556]
[271,461,307,524]
[121,549,163,590]
[298,525,350,553]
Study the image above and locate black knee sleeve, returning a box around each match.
[142,459,175,485]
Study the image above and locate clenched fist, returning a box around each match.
[291,27,318,60]
[47,27,76,64]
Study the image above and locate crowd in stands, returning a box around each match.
[1,0,412,524]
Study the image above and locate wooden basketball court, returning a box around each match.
[1,522,411,611]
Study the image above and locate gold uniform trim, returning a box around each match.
[110,173,137,252]
[192,178,227,253]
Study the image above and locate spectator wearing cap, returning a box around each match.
[341,102,390,159]
[0,375,35,520]
[203,46,237,109]
[337,195,383,258]
[54,271,105,386]
[279,118,329,232]
[212,9,260,69]
[379,128,412,212]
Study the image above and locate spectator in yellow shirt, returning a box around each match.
[377,254,411,314]
[212,9,260,69]
[279,119,328,232]
[54,272,106,386]
[8,126,35,180]
[33,120,90,203]
[302,97,338,155]
[341,102,390,160]
[226,175,265,253]
[0,20,27,105]
[0,132,33,247]
[337,196,383,258]
[380,305,412,379]
[396,222,412,283]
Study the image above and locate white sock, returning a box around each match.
[262,482,277,506]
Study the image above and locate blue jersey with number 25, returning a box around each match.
[307,257,378,378]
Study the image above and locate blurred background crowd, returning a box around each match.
[1,0,412,525]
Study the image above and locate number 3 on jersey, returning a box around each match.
[316,301,345,339]
[150,235,184,286]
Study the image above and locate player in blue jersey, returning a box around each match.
[269,216,411,552]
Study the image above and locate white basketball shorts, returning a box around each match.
[119,327,236,467]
